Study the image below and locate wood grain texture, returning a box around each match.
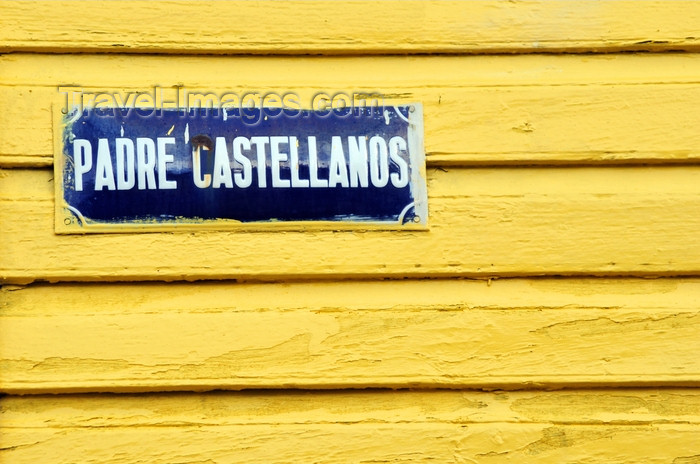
[2,1,700,55]
[2,390,699,463]
[4,53,700,167]
[2,279,699,393]
[2,166,700,283]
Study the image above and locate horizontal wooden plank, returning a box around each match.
[2,1,700,55]
[2,390,699,462]
[2,423,697,463]
[1,279,699,392]
[4,53,700,167]
[2,166,700,283]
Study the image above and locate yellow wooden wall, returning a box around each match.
[2,1,700,461]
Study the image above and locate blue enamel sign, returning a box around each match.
[54,104,427,233]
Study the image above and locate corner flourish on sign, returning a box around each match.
[64,205,86,226]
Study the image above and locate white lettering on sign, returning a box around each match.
[157,137,177,190]
[136,138,157,190]
[308,136,327,188]
[71,135,410,192]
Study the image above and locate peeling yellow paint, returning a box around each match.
[1,279,699,393]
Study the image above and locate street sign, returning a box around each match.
[54,104,427,233]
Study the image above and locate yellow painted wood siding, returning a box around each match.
[3,166,700,282]
[2,1,700,54]
[2,390,699,463]
[2,279,699,393]
[4,54,700,167]
[1,1,699,462]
